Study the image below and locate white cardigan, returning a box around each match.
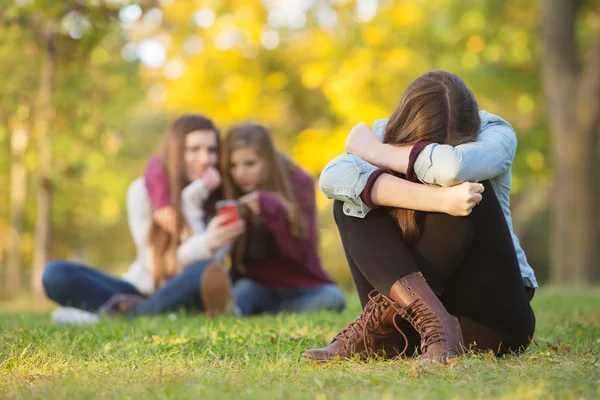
[122,178,216,295]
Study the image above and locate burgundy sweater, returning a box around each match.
[143,157,334,288]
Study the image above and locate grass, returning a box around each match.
[1,287,599,399]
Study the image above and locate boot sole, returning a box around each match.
[200,263,233,318]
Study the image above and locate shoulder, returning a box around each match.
[372,119,389,140]
[127,177,152,210]
[479,110,515,132]
[478,111,518,151]
[127,177,147,198]
[291,165,315,187]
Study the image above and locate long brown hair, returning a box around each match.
[220,124,307,272]
[385,70,481,242]
[221,123,306,238]
[149,114,221,289]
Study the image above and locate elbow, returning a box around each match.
[318,155,360,201]
[433,163,466,186]
[318,163,337,198]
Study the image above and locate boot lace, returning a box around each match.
[334,291,409,356]
[398,299,445,354]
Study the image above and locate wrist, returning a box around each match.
[361,169,388,208]
[370,173,392,207]
[377,144,410,173]
[363,141,385,164]
[434,186,451,214]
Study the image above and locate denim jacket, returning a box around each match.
[319,111,538,288]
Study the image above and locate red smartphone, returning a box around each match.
[216,200,240,225]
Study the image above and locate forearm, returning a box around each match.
[413,117,517,186]
[370,173,448,213]
[177,234,213,267]
[365,143,412,174]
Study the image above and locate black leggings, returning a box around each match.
[335,181,535,356]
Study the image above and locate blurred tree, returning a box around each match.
[541,0,600,284]
[0,17,38,298]
[1,0,597,299]
[0,0,153,298]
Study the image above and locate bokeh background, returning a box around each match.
[1,0,599,302]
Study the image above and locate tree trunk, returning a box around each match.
[541,0,600,285]
[31,29,55,297]
[6,117,30,298]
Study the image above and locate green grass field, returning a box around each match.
[1,287,599,399]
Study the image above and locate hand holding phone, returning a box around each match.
[216,200,240,225]
[207,201,245,251]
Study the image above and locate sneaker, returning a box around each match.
[51,307,100,325]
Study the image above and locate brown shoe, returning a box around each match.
[200,263,236,317]
[302,291,408,362]
[389,272,464,363]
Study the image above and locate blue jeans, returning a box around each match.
[232,278,346,316]
[42,260,212,315]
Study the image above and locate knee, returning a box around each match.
[42,261,73,294]
[232,279,269,305]
[180,261,213,291]
[318,285,347,312]
[232,278,261,297]
[42,261,73,287]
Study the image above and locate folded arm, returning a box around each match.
[413,119,517,186]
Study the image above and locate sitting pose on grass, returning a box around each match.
[43,115,244,322]
[144,123,346,315]
[222,124,346,315]
[303,70,537,363]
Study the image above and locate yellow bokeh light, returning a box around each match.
[100,197,121,224]
[362,26,386,46]
[392,2,424,27]
[516,94,535,114]
[526,151,545,171]
[301,63,327,89]
[265,72,289,91]
[466,35,486,54]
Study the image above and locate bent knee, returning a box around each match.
[42,261,74,293]
[317,285,347,312]
[232,278,264,296]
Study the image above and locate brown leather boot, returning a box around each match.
[302,291,408,362]
[389,272,464,363]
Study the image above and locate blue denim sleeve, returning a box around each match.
[318,153,379,218]
[413,111,517,186]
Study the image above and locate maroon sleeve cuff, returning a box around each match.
[359,168,389,209]
[406,141,434,183]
